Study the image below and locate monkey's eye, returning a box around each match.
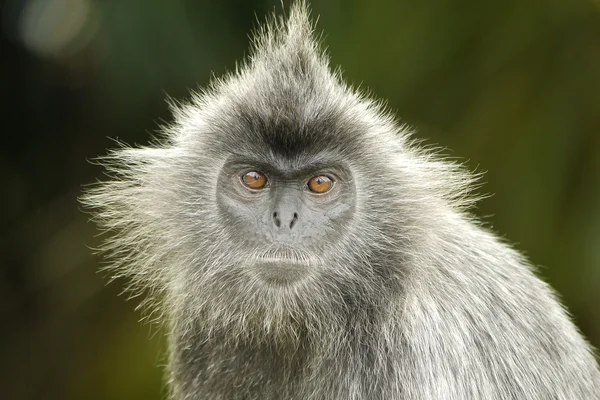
[241,171,267,190]
[307,175,334,194]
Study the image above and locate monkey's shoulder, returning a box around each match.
[394,224,600,399]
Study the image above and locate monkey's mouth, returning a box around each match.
[252,257,312,285]
[248,247,317,285]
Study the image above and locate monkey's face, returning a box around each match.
[215,153,356,286]
[163,96,409,338]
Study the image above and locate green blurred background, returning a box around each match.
[2,0,599,399]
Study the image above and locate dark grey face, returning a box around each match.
[216,154,356,285]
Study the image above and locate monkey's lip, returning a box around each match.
[257,256,311,266]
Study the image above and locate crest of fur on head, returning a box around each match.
[80,1,479,332]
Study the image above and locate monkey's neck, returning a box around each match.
[169,316,391,400]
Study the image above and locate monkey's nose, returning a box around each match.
[273,211,298,229]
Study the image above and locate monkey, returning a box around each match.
[81,2,600,399]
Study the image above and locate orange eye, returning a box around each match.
[307,175,334,194]
[242,171,267,190]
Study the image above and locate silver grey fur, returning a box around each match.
[81,2,600,399]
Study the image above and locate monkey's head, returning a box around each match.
[82,2,474,342]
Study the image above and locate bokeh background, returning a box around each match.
[2,0,600,399]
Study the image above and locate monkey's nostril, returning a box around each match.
[289,212,298,229]
[273,212,281,228]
